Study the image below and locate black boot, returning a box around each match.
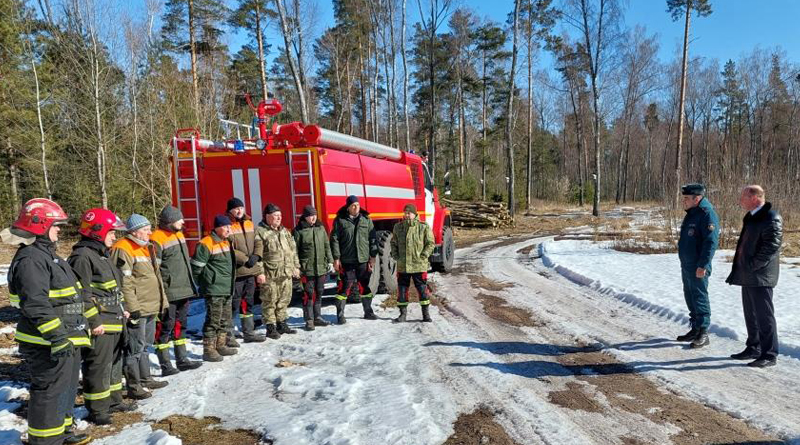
[421,303,432,322]
[86,412,113,426]
[336,299,347,325]
[730,348,761,360]
[174,342,203,370]
[362,297,377,320]
[676,328,699,342]
[690,329,709,348]
[63,430,92,445]
[277,321,297,334]
[109,400,137,413]
[241,316,266,342]
[266,323,281,340]
[303,304,315,331]
[394,305,408,323]
[313,301,329,326]
[156,347,180,377]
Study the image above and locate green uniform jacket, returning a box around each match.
[229,216,264,277]
[256,222,300,279]
[391,218,436,273]
[330,206,377,265]
[293,219,333,277]
[110,236,168,316]
[191,232,236,297]
[151,228,196,302]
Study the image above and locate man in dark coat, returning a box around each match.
[725,185,783,368]
[676,183,720,348]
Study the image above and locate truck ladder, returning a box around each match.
[172,136,203,243]
[288,150,315,223]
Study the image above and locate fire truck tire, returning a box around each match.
[432,226,455,273]
[370,231,398,294]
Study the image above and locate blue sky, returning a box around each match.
[122,0,800,71]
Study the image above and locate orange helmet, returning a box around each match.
[78,208,125,242]
[12,198,69,236]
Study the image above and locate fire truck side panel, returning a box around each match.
[316,149,366,228]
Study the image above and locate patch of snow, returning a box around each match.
[0,325,16,335]
[0,264,8,287]
[92,424,182,445]
[0,382,28,445]
[541,239,800,359]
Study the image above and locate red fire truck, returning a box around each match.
[170,98,454,293]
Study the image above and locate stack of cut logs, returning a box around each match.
[443,199,514,228]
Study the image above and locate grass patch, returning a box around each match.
[152,415,265,445]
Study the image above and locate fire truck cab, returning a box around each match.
[170,110,454,294]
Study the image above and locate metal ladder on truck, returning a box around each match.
[172,135,203,244]
[288,150,315,223]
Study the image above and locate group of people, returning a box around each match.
[3,192,435,445]
[676,183,782,368]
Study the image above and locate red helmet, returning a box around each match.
[78,208,125,242]
[12,198,69,236]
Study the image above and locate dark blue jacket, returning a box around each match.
[678,198,720,271]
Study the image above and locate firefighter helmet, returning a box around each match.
[12,198,69,236]
[79,208,125,241]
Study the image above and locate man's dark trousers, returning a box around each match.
[681,267,710,330]
[742,286,778,360]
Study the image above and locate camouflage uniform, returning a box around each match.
[256,222,300,328]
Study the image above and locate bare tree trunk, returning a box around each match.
[6,138,20,211]
[505,0,520,215]
[526,0,533,209]
[674,3,691,208]
[275,0,309,123]
[188,0,200,126]
[255,0,269,101]
[401,0,411,151]
[30,51,52,199]
[481,51,487,201]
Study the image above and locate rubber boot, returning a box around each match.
[277,321,297,334]
[63,430,92,445]
[421,303,432,322]
[86,412,113,426]
[313,301,329,327]
[226,332,241,348]
[690,329,710,349]
[175,342,203,370]
[362,297,377,320]
[266,324,281,340]
[394,306,408,323]
[216,335,238,356]
[125,358,151,400]
[202,337,223,362]
[109,400,137,413]
[242,316,266,343]
[336,300,347,325]
[156,347,180,376]
[303,304,315,331]
[676,328,698,342]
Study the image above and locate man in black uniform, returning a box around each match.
[2,199,91,445]
[68,208,137,425]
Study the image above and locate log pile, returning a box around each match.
[443,199,514,228]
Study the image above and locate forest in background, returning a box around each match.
[1,0,799,230]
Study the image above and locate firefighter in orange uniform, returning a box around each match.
[68,209,136,426]
[3,199,91,445]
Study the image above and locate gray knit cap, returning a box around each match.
[158,206,184,226]
[126,214,151,232]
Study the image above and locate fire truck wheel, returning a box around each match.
[370,231,398,294]
[433,226,455,273]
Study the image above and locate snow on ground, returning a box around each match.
[0,264,8,287]
[0,382,28,445]
[541,239,800,358]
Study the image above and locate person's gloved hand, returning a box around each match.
[327,263,335,275]
[245,255,261,268]
[129,310,141,321]
[50,340,74,360]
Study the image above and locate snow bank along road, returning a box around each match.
[2,235,798,444]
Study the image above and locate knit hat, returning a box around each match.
[214,214,232,228]
[403,204,418,215]
[346,195,359,206]
[227,197,245,212]
[264,203,281,215]
[301,205,317,218]
[126,214,151,232]
[158,206,184,226]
